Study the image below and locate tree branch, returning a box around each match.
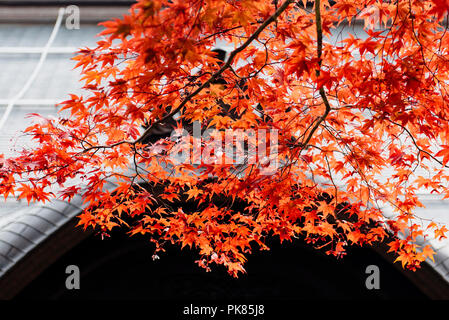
[300,0,331,149]
[135,0,295,144]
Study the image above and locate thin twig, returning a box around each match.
[135,0,295,144]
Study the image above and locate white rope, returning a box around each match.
[0,8,66,132]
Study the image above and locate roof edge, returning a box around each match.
[0,217,91,299]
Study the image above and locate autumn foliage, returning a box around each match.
[2,0,449,276]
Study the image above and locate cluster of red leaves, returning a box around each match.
[2,0,449,276]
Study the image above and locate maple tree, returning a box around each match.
[2,0,449,276]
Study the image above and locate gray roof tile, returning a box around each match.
[0,230,34,249]
[35,208,67,226]
[3,222,44,243]
[0,239,23,260]
[15,214,55,234]
[0,241,13,257]
[40,199,82,216]
[0,254,12,271]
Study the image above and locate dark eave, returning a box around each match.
[0,181,119,299]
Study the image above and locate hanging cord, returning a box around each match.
[0,7,66,132]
